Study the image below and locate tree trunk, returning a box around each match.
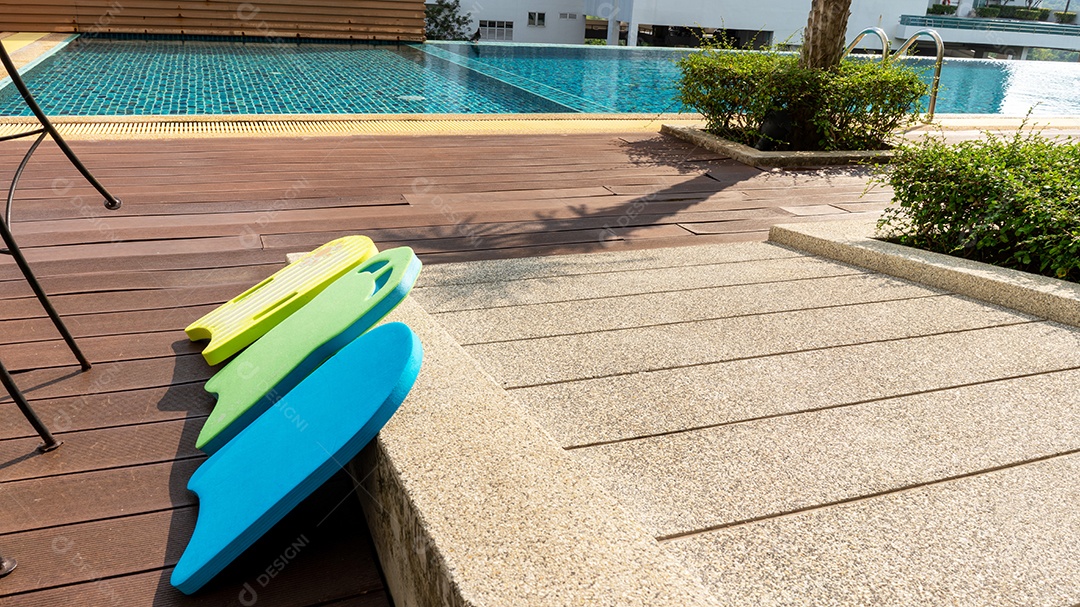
[800,0,853,70]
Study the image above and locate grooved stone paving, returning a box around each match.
[576,369,1080,537]
[422,241,1080,606]
[665,455,1080,607]
[432,273,938,344]
[465,296,1033,388]
[413,254,855,313]
[513,322,1080,447]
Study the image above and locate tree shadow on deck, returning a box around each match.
[396,134,878,293]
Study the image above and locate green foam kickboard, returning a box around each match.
[196,247,422,454]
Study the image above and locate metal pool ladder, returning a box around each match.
[844,27,945,122]
[894,28,945,121]
[843,27,891,61]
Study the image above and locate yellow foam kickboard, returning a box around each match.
[1,33,48,54]
[186,235,378,365]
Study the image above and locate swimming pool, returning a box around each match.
[1,37,1079,116]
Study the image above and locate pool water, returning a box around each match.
[1,37,1079,116]
[0,39,573,115]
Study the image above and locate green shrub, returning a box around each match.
[875,129,1080,282]
[999,6,1043,20]
[1056,11,1078,23]
[677,49,926,151]
[975,6,1001,17]
[927,4,958,14]
[1038,8,1052,20]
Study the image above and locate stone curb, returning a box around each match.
[661,124,894,168]
[769,218,1080,328]
[907,116,1080,131]
[348,298,720,607]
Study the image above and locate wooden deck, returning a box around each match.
[0,131,886,606]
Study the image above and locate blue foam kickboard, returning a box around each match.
[171,322,423,594]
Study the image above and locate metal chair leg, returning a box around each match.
[0,551,16,578]
[4,130,47,227]
[0,357,62,452]
[0,37,122,369]
[0,213,90,370]
[0,43,121,212]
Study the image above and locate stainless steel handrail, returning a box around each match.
[892,28,945,121]
[843,27,891,61]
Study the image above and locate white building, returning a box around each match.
[451,0,928,46]
[582,0,931,47]
[450,0,587,44]
[447,1,1080,57]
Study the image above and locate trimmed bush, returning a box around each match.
[927,4,958,14]
[876,129,1080,283]
[677,49,926,151]
[975,6,1001,17]
[1056,11,1078,23]
[999,6,1042,20]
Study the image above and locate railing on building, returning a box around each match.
[900,14,1080,36]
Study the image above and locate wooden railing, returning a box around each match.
[0,0,425,42]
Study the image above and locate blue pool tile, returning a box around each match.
[0,38,572,116]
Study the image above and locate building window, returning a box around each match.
[478,20,514,41]
[560,13,577,20]
[528,12,546,27]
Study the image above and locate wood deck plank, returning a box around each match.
[0,459,202,535]
[0,383,213,440]
[1,329,200,372]
[2,283,248,320]
[0,473,385,605]
[1,355,213,403]
[0,265,280,300]
[0,419,201,483]
[0,304,218,346]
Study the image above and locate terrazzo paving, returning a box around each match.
[412,240,1080,606]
